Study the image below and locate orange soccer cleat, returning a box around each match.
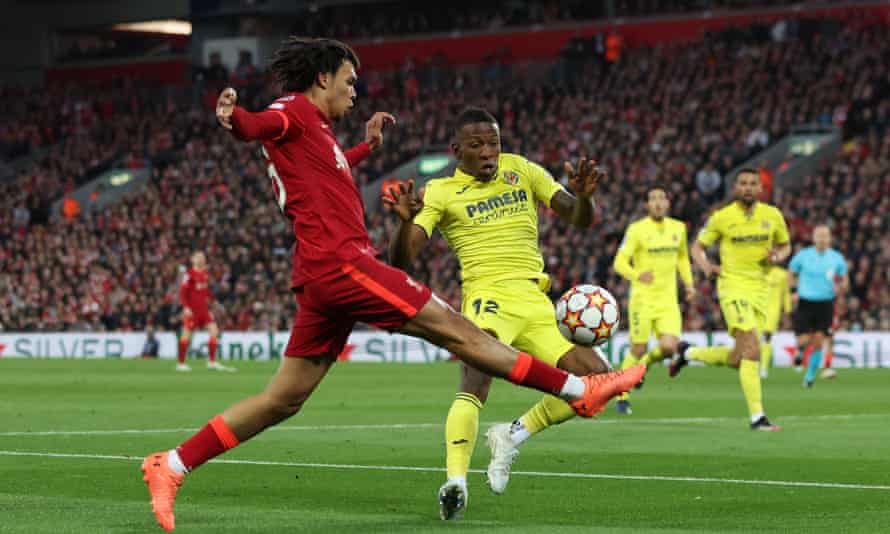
[571,364,647,417]
[141,451,185,531]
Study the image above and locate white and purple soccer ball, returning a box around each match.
[555,284,620,346]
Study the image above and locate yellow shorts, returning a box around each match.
[762,309,781,335]
[719,295,766,336]
[461,279,574,366]
[628,299,682,344]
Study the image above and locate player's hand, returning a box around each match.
[381,179,423,221]
[216,87,238,130]
[183,307,193,319]
[684,285,696,302]
[564,157,606,199]
[765,248,782,265]
[365,112,396,151]
[638,270,654,284]
[703,263,721,278]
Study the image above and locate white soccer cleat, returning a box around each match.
[438,479,468,520]
[760,367,769,379]
[175,363,192,372]
[207,361,237,372]
[821,368,837,379]
[485,423,520,494]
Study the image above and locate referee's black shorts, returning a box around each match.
[794,298,835,336]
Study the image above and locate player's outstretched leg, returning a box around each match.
[487,345,612,494]
[401,298,645,418]
[142,355,333,530]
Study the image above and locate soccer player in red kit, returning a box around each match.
[140,37,645,531]
[176,251,234,372]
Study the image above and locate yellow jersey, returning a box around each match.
[613,216,693,304]
[413,153,564,290]
[766,266,792,322]
[697,201,790,304]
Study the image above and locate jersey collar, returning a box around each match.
[291,92,331,125]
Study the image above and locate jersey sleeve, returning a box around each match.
[524,158,565,205]
[789,251,803,274]
[696,211,721,246]
[613,225,639,281]
[413,180,445,238]
[772,208,790,245]
[677,225,694,286]
[835,253,848,276]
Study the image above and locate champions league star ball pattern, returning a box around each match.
[555,285,620,346]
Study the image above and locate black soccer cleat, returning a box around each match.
[668,341,690,378]
[750,415,781,432]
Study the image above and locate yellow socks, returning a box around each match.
[687,346,731,366]
[617,353,643,401]
[640,346,664,366]
[445,393,482,480]
[518,395,577,438]
[760,342,773,371]
[738,359,764,418]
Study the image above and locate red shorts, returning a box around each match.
[184,310,214,330]
[285,254,432,358]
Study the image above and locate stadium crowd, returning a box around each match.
[1,16,888,335]
[290,0,822,41]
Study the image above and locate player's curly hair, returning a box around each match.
[269,37,360,92]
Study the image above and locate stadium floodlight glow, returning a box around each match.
[112,20,192,35]
[418,155,451,175]
[109,172,133,186]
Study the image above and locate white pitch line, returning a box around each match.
[0,413,886,438]
[0,449,888,492]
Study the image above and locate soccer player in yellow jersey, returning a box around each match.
[386,108,643,520]
[760,264,792,379]
[613,185,695,414]
[669,169,791,431]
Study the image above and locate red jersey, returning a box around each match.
[231,93,374,288]
[180,268,211,313]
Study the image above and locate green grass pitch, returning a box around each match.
[1,358,889,533]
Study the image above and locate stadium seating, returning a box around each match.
[1,17,887,334]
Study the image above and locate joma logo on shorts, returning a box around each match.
[465,190,528,217]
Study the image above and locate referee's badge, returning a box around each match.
[761,220,770,229]
[503,171,520,185]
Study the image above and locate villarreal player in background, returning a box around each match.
[670,169,791,431]
[613,184,695,414]
[760,263,792,378]
[387,107,643,520]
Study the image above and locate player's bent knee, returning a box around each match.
[459,362,493,401]
[558,346,610,374]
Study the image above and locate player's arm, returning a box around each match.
[216,88,294,142]
[767,210,792,264]
[384,180,431,270]
[550,157,605,228]
[346,112,396,167]
[678,226,696,301]
[613,227,643,282]
[692,213,721,277]
[179,271,193,317]
[835,255,850,296]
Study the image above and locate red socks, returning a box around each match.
[177,337,189,364]
[208,336,218,363]
[177,415,240,471]
[507,352,570,395]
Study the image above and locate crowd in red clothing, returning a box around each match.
[1,17,887,334]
